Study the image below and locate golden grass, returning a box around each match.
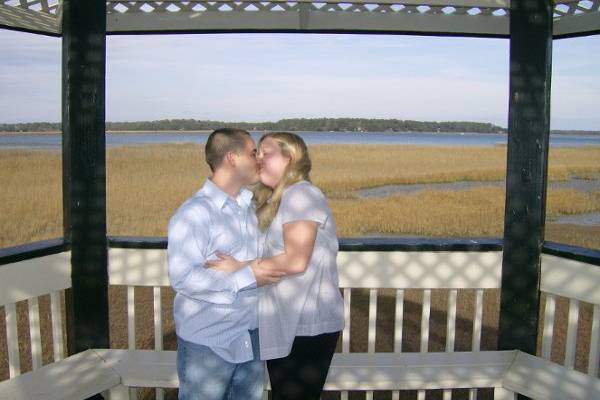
[308,144,600,197]
[331,186,600,238]
[0,149,63,246]
[1,143,599,248]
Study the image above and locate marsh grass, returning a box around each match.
[1,143,599,247]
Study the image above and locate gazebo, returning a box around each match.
[0,1,599,399]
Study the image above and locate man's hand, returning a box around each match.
[250,258,286,286]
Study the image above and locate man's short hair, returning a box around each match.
[204,128,250,172]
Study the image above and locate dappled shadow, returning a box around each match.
[1,244,598,400]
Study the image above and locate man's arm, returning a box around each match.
[167,205,256,304]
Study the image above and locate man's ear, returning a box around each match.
[225,151,237,167]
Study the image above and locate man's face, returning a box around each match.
[233,136,260,185]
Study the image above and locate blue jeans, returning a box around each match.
[176,329,264,400]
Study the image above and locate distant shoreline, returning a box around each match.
[2,130,600,136]
[0,130,214,135]
[2,117,599,135]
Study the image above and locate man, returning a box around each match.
[167,128,284,400]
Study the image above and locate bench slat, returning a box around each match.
[589,304,600,377]
[5,302,20,378]
[5,348,598,399]
[541,293,556,360]
[493,388,517,400]
[541,254,600,305]
[96,349,178,388]
[446,289,457,352]
[153,286,164,400]
[443,289,458,400]
[394,289,404,353]
[28,297,42,370]
[50,290,64,362]
[418,289,432,400]
[93,349,516,391]
[565,298,580,369]
[368,288,377,353]
[126,286,137,400]
[0,350,120,400]
[328,351,515,391]
[472,289,483,351]
[420,289,431,353]
[503,351,600,399]
[342,288,351,353]
[469,289,484,399]
[0,252,71,306]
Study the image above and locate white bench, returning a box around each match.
[0,349,119,400]
[2,348,600,400]
[99,349,515,393]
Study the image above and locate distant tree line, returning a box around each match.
[0,118,506,133]
[0,118,598,135]
[0,122,62,132]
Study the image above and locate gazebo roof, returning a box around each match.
[0,0,599,38]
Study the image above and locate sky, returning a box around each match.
[1,28,599,130]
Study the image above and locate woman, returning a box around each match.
[207,132,344,400]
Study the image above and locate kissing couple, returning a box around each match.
[167,128,345,400]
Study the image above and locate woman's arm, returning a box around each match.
[206,254,286,286]
[258,220,318,274]
[207,219,319,275]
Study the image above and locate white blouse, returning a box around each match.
[258,180,345,360]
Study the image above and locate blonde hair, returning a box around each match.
[254,132,312,231]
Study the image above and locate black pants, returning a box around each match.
[267,331,341,400]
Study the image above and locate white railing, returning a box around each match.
[1,244,600,399]
[107,247,506,399]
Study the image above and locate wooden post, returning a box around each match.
[498,0,553,359]
[62,0,109,357]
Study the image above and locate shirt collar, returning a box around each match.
[197,177,253,210]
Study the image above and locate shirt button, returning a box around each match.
[245,341,250,348]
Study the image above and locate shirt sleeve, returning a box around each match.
[280,183,329,226]
[167,204,256,305]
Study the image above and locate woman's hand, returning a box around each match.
[206,251,248,273]
[248,258,288,286]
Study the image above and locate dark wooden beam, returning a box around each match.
[498,0,553,359]
[61,0,109,356]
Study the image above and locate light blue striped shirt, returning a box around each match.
[167,177,259,363]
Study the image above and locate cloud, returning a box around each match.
[1,29,599,130]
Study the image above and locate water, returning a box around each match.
[553,212,600,226]
[1,130,600,149]
[355,177,600,225]
[356,177,600,226]
[357,177,600,197]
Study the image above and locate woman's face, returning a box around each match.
[257,137,291,188]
